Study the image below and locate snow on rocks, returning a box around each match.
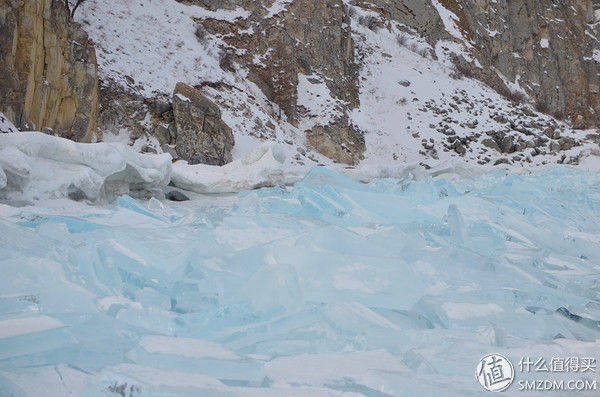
[0,132,172,202]
[297,73,345,130]
[171,143,299,194]
[348,8,596,169]
[76,0,236,96]
[431,0,469,43]
[0,113,18,134]
[78,0,600,170]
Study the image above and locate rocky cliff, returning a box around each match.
[172,82,235,165]
[198,0,365,164]
[0,0,98,141]
[171,0,600,164]
[184,0,600,133]
[2,0,600,168]
[360,0,600,128]
[465,0,600,128]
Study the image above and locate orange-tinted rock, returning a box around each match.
[0,0,98,141]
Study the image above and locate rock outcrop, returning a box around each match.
[97,80,234,164]
[0,0,98,141]
[359,0,600,127]
[172,82,234,166]
[98,79,175,151]
[200,0,365,164]
[0,112,18,134]
[453,0,600,127]
[306,122,365,166]
[197,0,359,121]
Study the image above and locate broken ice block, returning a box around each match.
[0,295,39,319]
[0,316,69,361]
[127,336,264,384]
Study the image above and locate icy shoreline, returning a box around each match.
[0,131,299,202]
[0,132,172,202]
[3,130,600,206]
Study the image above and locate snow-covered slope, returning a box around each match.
[77,0,299,163]
[76,0,600,172]
[348,8,598,168]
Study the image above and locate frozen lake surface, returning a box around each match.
[0,167,599,396]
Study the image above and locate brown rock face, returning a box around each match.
[98,79,176,152]
[361,0,600,127]
[173,82,234,165]
[201,0,364,163]
[200,0,358,122]
[453,0,600,127]
[306,121,365,165]
[0,0,98,141]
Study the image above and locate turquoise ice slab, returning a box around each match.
[0,316,70,362]
[0,295,39,319]
[0,166,599,396]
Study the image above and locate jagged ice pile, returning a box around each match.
[0,166,599,396]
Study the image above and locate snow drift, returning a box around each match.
[0,131,172,202]
[0,120,297,201]
[171,143,297,193]
[0,127,304,201]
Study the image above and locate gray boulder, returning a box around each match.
[166,190,190,202]
[306,119,365,165]
[172,82,234,166]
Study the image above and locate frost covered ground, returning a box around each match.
[1,164,600,396]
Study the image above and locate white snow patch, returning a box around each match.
[264,0,293,19]
[77,0,243,96]
[431,0,468,43]
[297,73,344,130]
[171,143,300,193]
[101,128,131,145]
